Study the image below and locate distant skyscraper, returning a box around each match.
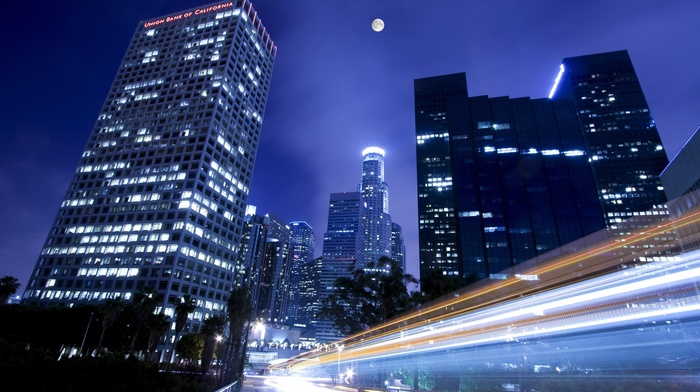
[299,256,322,325]
[321,192,365,269]
[390,222,406,271]
[259,212,293,323]
[236,209,297,324]
[236,205,269,313]
[287,221,315,322]
[414,50,668,285]
[23,0,276,340]
[317,192,363,342]
[359,147,393,264]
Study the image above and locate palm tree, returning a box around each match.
[129,286,159,356]
[0,276,21,305]
[200,315,226,375]
[170,294,197,364]
[146,313,171,362]
[96,298,124,353]
[220,287,252,385]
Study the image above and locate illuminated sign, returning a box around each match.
[143,2,234,28]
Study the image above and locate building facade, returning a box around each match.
[23,0,276,339]
[414,50,668,285]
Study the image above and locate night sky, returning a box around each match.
[1,0,699,290]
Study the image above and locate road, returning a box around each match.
[239,375,362,392]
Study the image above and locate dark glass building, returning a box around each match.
[391,222,406,271]
[660,126,700,202]
[661,126,700,253]
[415,50,668,284]
[550,50,669,226]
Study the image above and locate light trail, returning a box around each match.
[275,206,700,374]
[291,253,700,368]
[262,376,341,391]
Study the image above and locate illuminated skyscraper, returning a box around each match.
[298,256,322,326]
[23,0,276,341]
[414,50,667,285]
[317,192,363,342]
[287,221,315,322]
[235,205,269,313]
[258,212,293,323]
[359,147,392,264]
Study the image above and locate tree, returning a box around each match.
[146,313,171,362]
[0,276,21,305]
[420,270,463,302]
[319,256,418,335]
[220,287,252,386]
[200,315,226,375]
[176,333,204,365]
[96,298,124,353]
[420,270,477,302]
[129,287,159,355]
[170,294,197,364]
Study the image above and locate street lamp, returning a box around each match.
[255,321,266,351]
[337,344,344,377]
[345,368,354,384]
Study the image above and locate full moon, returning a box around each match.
[371,18,385,32]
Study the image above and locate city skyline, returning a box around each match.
[2,0,700,288]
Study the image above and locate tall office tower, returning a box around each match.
[550,51,672,272]
[235,205,269,310]
[258,212,293,323]
[317,192,364,342]
[550,50,669,226]
[287,221,315,322]
[359,147,393,264]
[235,208,293,323]
[23,0,276,335]
[298,256,322,325]
[414,51,669,285]
[414,73,466,279]
[391,222,406,271]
